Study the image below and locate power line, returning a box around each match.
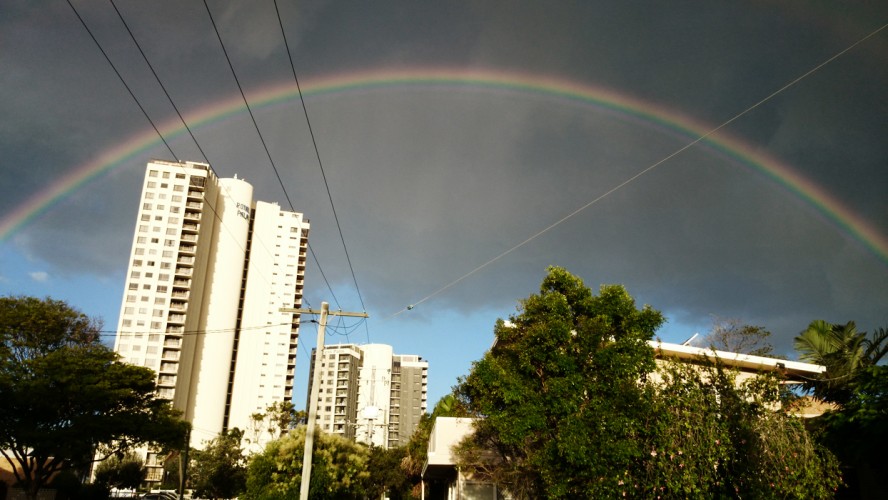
[387,21,888,319]
[65,0,178,161]
[273,0,368,322]
[74,0,332,346]
[201,0,344,311]
[109,0,211,165]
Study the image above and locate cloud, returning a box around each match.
[29,271,49,283]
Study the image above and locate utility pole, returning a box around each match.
[281,302,368,500]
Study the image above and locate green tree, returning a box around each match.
[453,268,841,499]
[190,429,247,500]
[455,267,664,498]
[246,401,303,452]
[0,296,189,500]
[795,322,888,498]
[794,320,888,404]
[244,426,370,500]
[93,452,146,490]
[362,446,412,500]
[703,317,775,356]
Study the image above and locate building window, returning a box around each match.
[135,248,145,255]
[138,225,148,233]
[141,214,150,221]
[130,271,140,279]
[143,203,152,210]
[149,170,158,177]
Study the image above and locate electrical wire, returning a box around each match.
[65,0,178,161]
[273,0,369,328]
[201,0,344,311]
[386,21,888,319]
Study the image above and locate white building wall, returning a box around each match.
[355,344,394,447]
[187,177,253,446]
[228,201,309,448]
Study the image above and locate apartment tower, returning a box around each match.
[113,160,309,473]
[307,344,429,448]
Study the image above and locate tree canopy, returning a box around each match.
[794,320,888,497]
[190,429,248,500]
[453,267,841,499]
[244,426,371,500]
[0,296,189,499]
[702,317,775,356]
[93,452,146,491]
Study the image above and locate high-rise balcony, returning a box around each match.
[173,278,191,289]
[174,267,192,277]
[183,210,200,221]
[181,222,199,233]
[178,244,196,254]
[180,234,197,242]
[167,314,185,324]
[159,362,177,374]
[177,256,194,266]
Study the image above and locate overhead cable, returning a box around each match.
[388,21,888,319]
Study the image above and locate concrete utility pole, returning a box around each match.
[281,302,368,500]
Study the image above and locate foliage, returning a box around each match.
[364,446,413,500]
[453,267,841,499]
[454,267,664,498]
[243,426,370,500]
[190,429,247,500]
[795,322,888,497]
[0,296,189,500]
[246,401,303,452]
[794,320,888,405]
[702,317,775,356]
[642,361,840,499]
[93,452,146,490]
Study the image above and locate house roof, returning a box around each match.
[648,340,825,379]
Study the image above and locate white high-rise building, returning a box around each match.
[307,343,428,448]
[113,160,309,478]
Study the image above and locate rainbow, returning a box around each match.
[2,68,886,264]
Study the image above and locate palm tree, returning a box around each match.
[794,321,886,405]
